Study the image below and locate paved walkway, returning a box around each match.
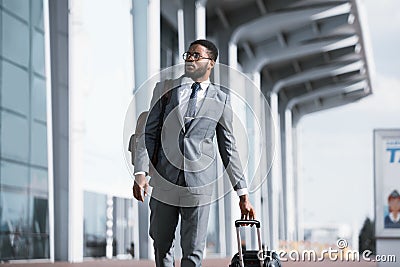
[2,258,378,267]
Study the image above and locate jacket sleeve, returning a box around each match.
[133,117,149,175]
[216,93,248,191]
[134,82,163,174]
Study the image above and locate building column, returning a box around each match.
[268,92,282,249]
[281,108,297,241]
[132,0,160,259]
[48,0,70,262]
[247,72,264,248]
[279,104,288,242]
[181,0,207,48]
[291,123,301,241]
[195,0,207,39]
[183,0,196,48]
[68,0,86,262]
[177,8,185,61]
[258,87,272,249]
[132,0,160,112]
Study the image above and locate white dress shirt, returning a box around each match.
[390,212,400,223]
[179,76,209,120]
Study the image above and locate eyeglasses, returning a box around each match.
[183,51,213,61]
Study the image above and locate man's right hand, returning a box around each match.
[132,173,149,202]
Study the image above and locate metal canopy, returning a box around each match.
[206,0,372,122]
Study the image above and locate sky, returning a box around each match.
[77,0,400,237]
[299,0,400,230]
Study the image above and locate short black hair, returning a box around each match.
[189,39,218,61]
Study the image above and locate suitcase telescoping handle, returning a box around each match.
[235,220,261,228]
[235,219,263,267]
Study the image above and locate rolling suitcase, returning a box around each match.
[229,220,281,267]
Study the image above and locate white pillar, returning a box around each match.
[249,72,263,248]
[132,0,160,113]
[256,77,273,248]
[132,0,160,259]
[68,0,85,262]
[195,1,206,39]
[178,9,185,62]
[226,42,249,256]
[228,42,237,68]
[292,124,302,241]
[147,0,161,77]
[269,92,281,249]
[284,109,295,241]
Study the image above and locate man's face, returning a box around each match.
[184,44,214,80]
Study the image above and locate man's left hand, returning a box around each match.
[132,173,149,202]
[239,194,255,220]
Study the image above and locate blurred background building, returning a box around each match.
[0,0,373,263]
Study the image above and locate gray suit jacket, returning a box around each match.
[134,77,247,195]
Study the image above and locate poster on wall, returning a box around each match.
[375,129,400,237]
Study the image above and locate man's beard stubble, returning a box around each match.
[185,62,208,80]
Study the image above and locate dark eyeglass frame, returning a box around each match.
[183,51,213,61]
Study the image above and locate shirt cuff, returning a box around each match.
[134,171,146,176]
[236,188,248,197]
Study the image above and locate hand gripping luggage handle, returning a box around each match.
[234,220,263,267]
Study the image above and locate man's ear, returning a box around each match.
[209,60,215,69]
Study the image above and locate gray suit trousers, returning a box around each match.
[149,173,211,267]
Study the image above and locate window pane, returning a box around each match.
[30,122,48,167]
[0,233,49,260]
[30,168,48,192]
[29,234,50,259]
[113,197,135,256]
[31,0,44,30]
[84,191,107,257]
[32,76,47,122]
[30,196,48,234]
[2,12,29,67]
[0,160,29,188]
[32,30,45,76]
[0,234,15,260]
[1,61,29,115]
[0,190,29,232]
[1,111,29,163]
[2,0,29,21]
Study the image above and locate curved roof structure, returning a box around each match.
[207,0,372,124]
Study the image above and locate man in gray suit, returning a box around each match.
[133,39,255,267]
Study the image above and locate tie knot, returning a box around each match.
[190,82,201,98]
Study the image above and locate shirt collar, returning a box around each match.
[181,76,210,90]
[390,213,400,223]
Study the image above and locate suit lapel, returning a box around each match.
[169,78,184,130]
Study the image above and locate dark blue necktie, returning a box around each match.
[184,82,201,131]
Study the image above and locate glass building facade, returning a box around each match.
[0,0,49,260]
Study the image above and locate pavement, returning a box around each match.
[2,258,378,267]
